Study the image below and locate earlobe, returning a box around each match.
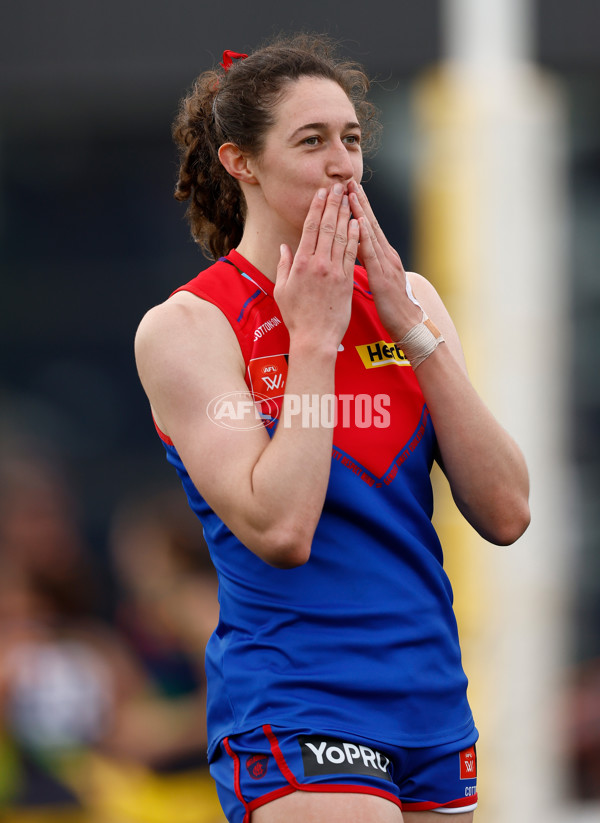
[218,143,258,185]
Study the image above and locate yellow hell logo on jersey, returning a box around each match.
[355,340,411,369]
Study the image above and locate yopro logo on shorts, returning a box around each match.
[299,735,392,782]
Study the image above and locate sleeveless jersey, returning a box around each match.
[155,249,476,760]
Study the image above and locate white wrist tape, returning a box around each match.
[396,317,445,369]
[397,277,444,369]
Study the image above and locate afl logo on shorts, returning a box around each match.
[460,745,477,780]
[246,754,269,779]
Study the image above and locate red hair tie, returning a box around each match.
[221,50,248,71]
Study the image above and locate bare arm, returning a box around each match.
[408,272,530,544]
[135,187,359,568]
[349,180,530,546]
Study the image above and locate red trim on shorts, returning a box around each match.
[402,793,478,812]
[260,724,403,811]
[153,417,173,446]
[223,736,252,823]
[262,725,301,788]
[247,786,299,816]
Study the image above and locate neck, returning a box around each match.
[234,209,301,283]
[234,240,278,283]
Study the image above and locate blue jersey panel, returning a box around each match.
[159,251,475,759]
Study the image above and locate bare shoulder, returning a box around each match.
[406,271,468,372]
[406,271,444,311]
[134,292,245,437]
[135,292,244,386]
[136,292,236,363]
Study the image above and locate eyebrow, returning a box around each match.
[289,121,361,140]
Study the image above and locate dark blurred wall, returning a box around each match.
[0,0,599,563]
[0,1,441,542]
[536,0,600,70]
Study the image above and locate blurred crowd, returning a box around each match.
[1,440,599,821]
[0,443,224,822]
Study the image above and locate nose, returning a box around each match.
[326,139,357,185]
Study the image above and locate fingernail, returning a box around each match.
[333,183,343,195]
[342,195,349,207]
[318,188,327,200]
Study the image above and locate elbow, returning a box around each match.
[261,538,312,569]
[483,498,531,546]
[268,547,312,569]
[252,523,313,569]
[231,505,316,569]
[457,485,531,546]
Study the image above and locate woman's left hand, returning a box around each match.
[348,182,530,546]
[348,180,421,341]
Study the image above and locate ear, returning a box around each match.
[218,143,259,185]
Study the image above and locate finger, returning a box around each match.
[315,183,345,257]
[348,183,365,219]
[350,189,383,262]
[349,188,381,249]
[343,218,360,278]
[296,188,328,257]
[275,243,293,291]
[352,188,407,279]
[357,216,395,289]
[359,209,388,269]
[349,182,387,248]
[330,194,352,266]
[348,180,375,223]
[357,216,383,273]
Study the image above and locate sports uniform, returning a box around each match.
[154,249,478,819]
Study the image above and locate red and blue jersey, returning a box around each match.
[155,249,476,760]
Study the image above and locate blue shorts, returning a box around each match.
[209,725,478,822]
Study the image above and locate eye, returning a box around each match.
[303,136,321,146]
[344,134,361,146]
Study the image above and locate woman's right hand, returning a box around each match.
[274,184,359,352]
[135,187,359,570]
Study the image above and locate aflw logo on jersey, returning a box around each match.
[299,735,392,782]
[248,354,288,399]
[356,340,410,369]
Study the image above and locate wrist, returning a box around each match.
[288,334,340,364]
[395,317,445,370]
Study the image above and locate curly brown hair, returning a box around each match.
[171,33,381,260]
